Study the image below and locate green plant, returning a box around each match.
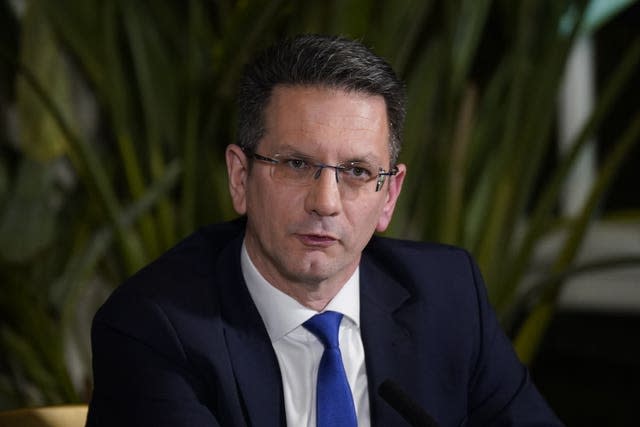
[0,0,638,409]
[378,0,640,364]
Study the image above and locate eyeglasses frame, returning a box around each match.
[247,151,398,192]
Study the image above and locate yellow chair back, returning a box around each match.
[0,405,88,427]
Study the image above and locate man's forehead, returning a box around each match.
[264,85,389,134]
[259,86,390,162]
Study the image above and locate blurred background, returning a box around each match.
[0,0,638,425]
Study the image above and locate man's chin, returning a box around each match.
[285,257,356,286]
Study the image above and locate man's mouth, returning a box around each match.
[296,233,338,247]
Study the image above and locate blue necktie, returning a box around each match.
[303,311,358,427]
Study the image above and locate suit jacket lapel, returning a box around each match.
[360,249,419,427]
[217,236,286,427]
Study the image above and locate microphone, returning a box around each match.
[378,379,440,427]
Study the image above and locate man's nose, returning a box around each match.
[304,167,342,217]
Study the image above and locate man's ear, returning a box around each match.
[225,144,249,215]
[376,163,406,232]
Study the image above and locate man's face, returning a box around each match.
[226,85,406,300]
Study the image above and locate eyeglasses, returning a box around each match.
[247,151,398,199]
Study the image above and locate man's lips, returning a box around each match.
[296,233,339,247]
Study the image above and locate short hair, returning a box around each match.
[236,34,406,164]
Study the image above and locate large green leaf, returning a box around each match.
[0,160,57,262]
[16,5,71,161]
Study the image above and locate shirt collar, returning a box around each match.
[241,241,360,342]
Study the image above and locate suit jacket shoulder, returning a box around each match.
[87,219,286,427]
[360,235,563,426]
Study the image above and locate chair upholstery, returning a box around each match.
[0,405,88,427]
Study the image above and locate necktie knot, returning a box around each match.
[303,311,343,349]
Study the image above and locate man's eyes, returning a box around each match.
[342,165,374,179]
[283,158,310,169]
[279,158,375,179]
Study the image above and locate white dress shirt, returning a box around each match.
[241,242,371,427]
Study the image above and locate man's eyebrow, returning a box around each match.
[272,147,314,159]
[360,154,382,162]
[272,144,308,156]
[273,144,382,164]
[343,153,381,165]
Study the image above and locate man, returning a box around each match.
[86,35,563,426]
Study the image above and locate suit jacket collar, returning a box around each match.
[216,232,287,427]
[360,238,418,427]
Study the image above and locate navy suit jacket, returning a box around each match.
[86,220,562,426]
